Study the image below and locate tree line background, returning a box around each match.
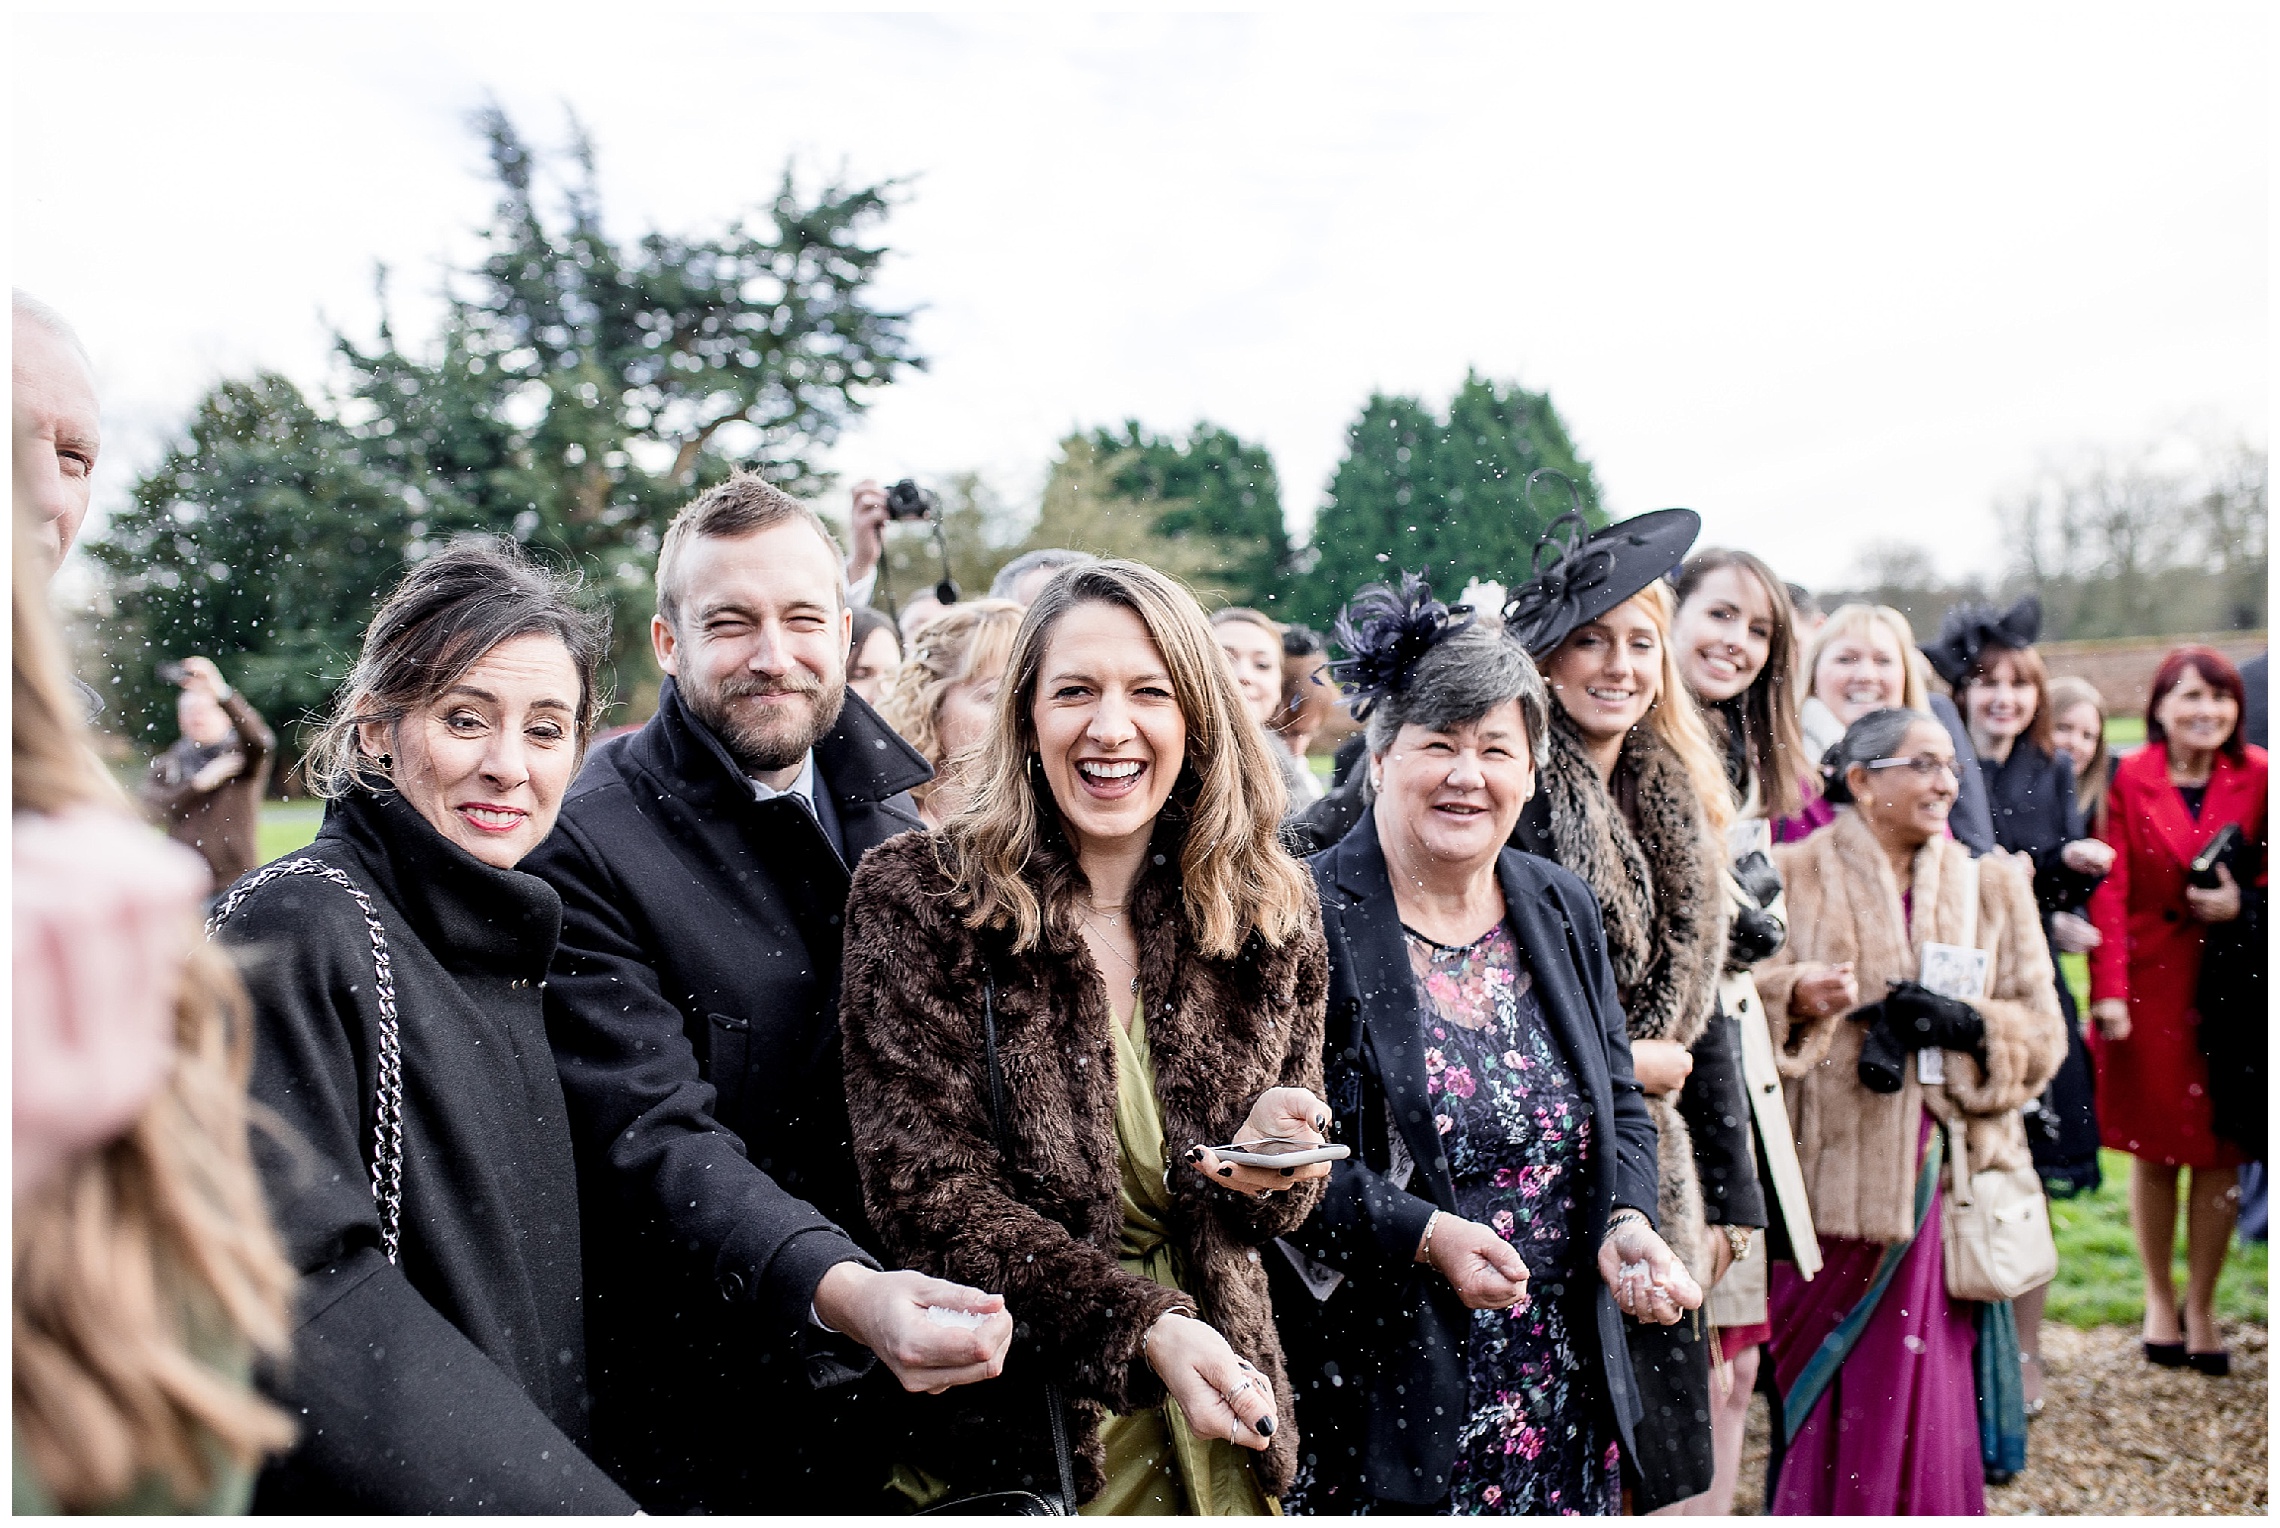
[82,111,2268,778]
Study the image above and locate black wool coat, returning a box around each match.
[521,680,931,1512]
[838,829,1329,1503]
[1980,739,2105,1186]
[1273,809,1659,1509]
[218,788,633,1514]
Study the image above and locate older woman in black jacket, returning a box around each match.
[1275,577,1697,1516]
[211,541,634,1513]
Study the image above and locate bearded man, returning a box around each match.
[526,475,1011,1513]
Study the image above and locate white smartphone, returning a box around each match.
[1208,1136,1351,1169]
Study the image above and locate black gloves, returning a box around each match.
[1726,850,1787,970]
[1852,980,1988,1095]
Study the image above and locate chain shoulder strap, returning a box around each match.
[209,857,406,1265]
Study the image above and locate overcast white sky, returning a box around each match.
[14,7,2269,592]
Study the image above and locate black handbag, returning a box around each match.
[2192,824,2266,1158]
[920,975,1080,1516]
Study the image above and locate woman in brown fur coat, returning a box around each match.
[840,561,1331,1513]
[1753,708,2065,1515]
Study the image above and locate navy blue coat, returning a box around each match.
[1272,809,1658,1508]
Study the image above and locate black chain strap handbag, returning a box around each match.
[209,857,407,1263]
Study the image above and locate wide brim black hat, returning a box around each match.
[1502,506,1703,658]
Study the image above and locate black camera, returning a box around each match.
[884,479,939,522]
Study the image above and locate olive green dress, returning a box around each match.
[1082,993,1276,1517]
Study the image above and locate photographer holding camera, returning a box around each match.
[140,656,273,889]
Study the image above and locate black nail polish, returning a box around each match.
[1280,1166,1295,1177]
[1186,1146,1203,1162]
[1256,1416,1276,1437]
[1219,1165,1234,1177]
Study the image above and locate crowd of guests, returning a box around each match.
[12,283,2269,1516]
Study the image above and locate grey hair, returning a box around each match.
[12,290,92,369]
[1363,624,1549,762]
[989,548,1097,601]
[1821,706,1936,804]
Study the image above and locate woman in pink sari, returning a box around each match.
[1753,708,2065,1514]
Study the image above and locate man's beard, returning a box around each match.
[681,669,847,777]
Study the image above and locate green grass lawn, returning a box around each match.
[2045,1149,2266,1328]
[257,801,326,864]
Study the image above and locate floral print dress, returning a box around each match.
[1408,922,1620,1517]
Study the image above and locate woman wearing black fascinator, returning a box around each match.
[1268,561,1699,1515]
[1493,481,1766,1512]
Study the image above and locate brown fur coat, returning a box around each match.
[1537,716,1728,1281]
[839,831,1328,1503]
[1756,809,2066,1244]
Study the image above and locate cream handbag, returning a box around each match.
[1931,854,2057,1302]
[1941,1115,2057,1302]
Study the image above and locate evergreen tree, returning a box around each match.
[86,375,414,754]
[92,106,922,758]
[1297,375,1603,626]
[1084,420,1292,610]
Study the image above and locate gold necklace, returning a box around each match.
[1078,904,1141,993]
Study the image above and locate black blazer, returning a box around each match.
[523,679,931,1512]
[223,789,633,1513]
[1274,807,1659,1508]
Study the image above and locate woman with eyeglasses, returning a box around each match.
[1751,708,2064,1515]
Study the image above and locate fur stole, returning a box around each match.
[1538,713,1729,1280]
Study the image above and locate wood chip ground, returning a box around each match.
[1732,1321,2267,1515]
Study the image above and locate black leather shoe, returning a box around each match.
[2186,1349,2231,1377]
[2143,1340,2187,1367]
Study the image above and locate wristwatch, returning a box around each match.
[1721,1224,1755,1262]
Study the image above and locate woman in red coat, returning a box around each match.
[2088,647,2266,1375]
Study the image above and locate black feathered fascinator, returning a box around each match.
[1920,594,2042,687]
[1500,470,1702,658]
[1329,571,1474,722]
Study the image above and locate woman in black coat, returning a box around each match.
[1273,579,1695,1515]
[212,541,635,1513]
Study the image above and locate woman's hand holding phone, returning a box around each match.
[1187,1085,1339,1197]
[1142,1310,1276,1452]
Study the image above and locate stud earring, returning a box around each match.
[376,753,394,771]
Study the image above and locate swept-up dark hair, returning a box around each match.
[1821,707,1936,805]
[302,536,610,797]
[1330,571,1474,722]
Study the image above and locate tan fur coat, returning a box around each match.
[1756,810,2066,1244]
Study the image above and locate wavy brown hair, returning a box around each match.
[934,560,1313,958]
[12,513,296,1510]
